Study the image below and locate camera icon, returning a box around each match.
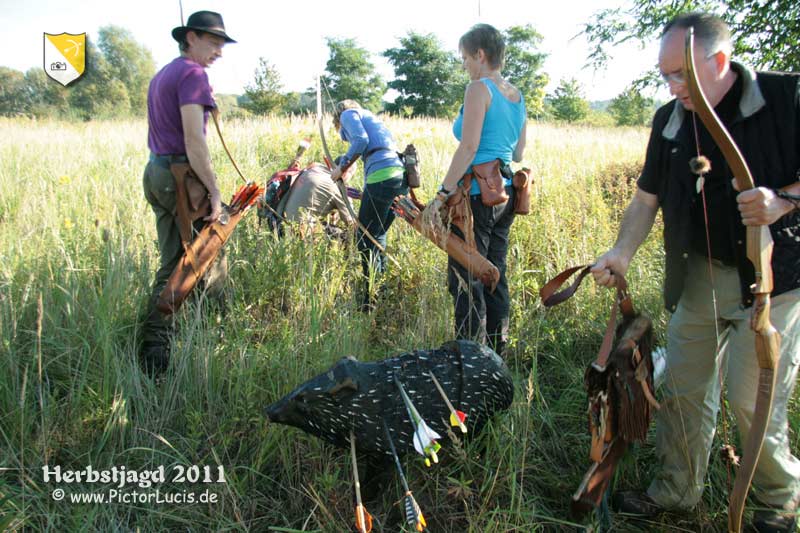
[50,61,67,71]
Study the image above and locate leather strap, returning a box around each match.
[210,107,247,184]
[540,264,636,370]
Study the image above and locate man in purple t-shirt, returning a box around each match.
[140,11,235,374]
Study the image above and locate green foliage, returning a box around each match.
[241,58,287,115]
[383,32,466,118]
[322,38,385,113]
[0,27,155,119]
[67,37,131,119]
[97,25,156,113]
[582,108,617,127]
[548,78,590,122]
[502,25,549,118]
[609,87,656,126]
[583,0,800,72]
[23,68,70,117]
[281,90,316,115]
[0,113,765,533]
[0,67,28,116]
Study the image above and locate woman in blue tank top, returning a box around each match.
[435,24,527,355]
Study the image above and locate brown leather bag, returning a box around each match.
[539,265,659,517]
[512,168,532,215]
[470,159,509,206]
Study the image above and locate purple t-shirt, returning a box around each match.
[147,57,215,155]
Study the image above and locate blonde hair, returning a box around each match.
[333,99,361,128]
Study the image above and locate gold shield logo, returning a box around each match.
[43,32,86,86]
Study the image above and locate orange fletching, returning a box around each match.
[355,504,373,533]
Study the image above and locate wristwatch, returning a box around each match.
[775,189,800,212]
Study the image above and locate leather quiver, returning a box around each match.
[156,210,241,315]
[412,188,500,291]
[512,168,532,215]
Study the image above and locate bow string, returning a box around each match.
[683,27,781,533]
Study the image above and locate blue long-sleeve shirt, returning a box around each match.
[338,108,402,185]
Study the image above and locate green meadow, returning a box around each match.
[1,115,790,532]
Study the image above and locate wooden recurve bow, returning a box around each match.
[315,76,399,268]
[683,27,781,533]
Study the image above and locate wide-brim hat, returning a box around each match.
[172,10,236,44]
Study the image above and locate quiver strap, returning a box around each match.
[540,265,658,516]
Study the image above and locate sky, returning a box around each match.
[1,0,664,102]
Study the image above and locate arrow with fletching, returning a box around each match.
[381,419,427,532]
[394,376,442,467]
[350,431,373,533]
[427,371,467,433]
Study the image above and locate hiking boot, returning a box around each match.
[752,508,798,533]
[612,490,664,517]
[140,341,170,377]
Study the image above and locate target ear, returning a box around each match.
[328,377,357,400]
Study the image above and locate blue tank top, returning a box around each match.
[453,78,526,195]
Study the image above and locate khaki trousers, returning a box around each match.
[648,253,800,510]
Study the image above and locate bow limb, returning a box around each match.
[315,76,400,269]
[684,28,781,533]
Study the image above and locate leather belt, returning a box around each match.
[150,152,188,170]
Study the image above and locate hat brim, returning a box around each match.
[171,26,236,44]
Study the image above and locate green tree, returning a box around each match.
[503,25,549,118]
[322,38,385,112]
[383,32,465,117]
[24,68,70,117]
[68,37,130,119]
[241,58,287,115]
[0,67,28,116]
[281,90,316,115]
[97,25,156,113]
[549,78,589,122]
[583,0,800,71]
[608,87,655,126]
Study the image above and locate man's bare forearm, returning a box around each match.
[181,104,220,198]
[185,137,219,196]
[613,189,659,263]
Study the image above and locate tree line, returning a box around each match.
[2,2,796,126]
[0,24,651,126]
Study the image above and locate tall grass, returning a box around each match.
[0,114,785,532]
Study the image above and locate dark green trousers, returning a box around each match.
[141,161,228,347]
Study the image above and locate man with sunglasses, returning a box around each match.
[591,12,800,532]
